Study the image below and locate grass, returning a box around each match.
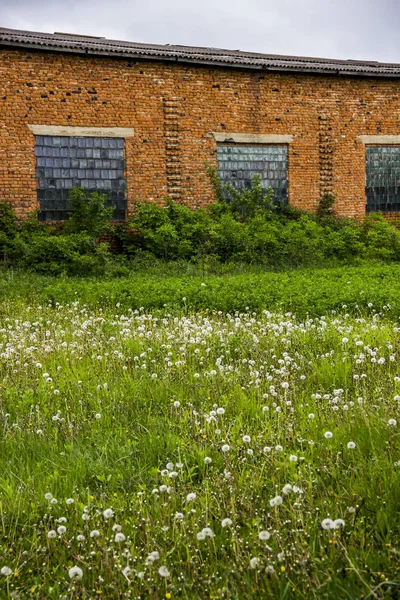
[1,262,400,317]
[0,266,399,598]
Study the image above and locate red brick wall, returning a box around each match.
[1,48,400,220]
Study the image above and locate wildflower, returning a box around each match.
[112,524,122,532]
[221,518,232,528]
[216,407,225,415]
[1,566,12,577]
[250,557,259,569]
[122,566,131,577]
[175,512,184,520]
[115,532,126,543]
[221,444,230,452]
[173,401,180,408]
[242,435,251,443]
[270,495,283,507]
[66,498,74,505]
[146,551,160,563]
[50,498,58,505]
[324,431,333,439]
[197,527,215,539]
[266,565,275,574]
[333,519,345,528]
[44,493,53,501]
[168,471,178,478]
[90,530,100,538]
[186,493,196,502]
[202,527,215,537]
[259,530,271,541]
[47,530,56,539]
[82,513,90,521]
[347,507,356,514]
[347,441,356,449]
[321,518,335,530]
[68,566,83,580]
[282,484,293,495]
[57,526,66,535]
[95,413,102,419]
[308,413,315,419]
[158,566,170,577]
[263,446,272,453]
[289,455,298,462]
[275,445,283,451]
[204,457,212,464]
[103,508,114,519]
[388,419,397,426]
[77,535,85,541]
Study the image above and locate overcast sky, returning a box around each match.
[1,0,400,63]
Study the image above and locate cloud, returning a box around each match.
[1,0,400,62]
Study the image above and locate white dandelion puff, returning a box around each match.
[221,518,232,528]
[68,566,83,580]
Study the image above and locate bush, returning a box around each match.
[117,199,218,261]
[4,177,400,274]
[62,187,113,238]
[19,234,111,275]
[0,190,114,275]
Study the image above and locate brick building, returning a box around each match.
[1,27,400,221]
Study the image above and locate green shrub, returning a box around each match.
[20,233,111,275]
[62,187,114,238]
[0,202,18,237]
[118,199,218,261]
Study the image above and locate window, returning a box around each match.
[216,144,288,203]
[34,135,127,221]
[366,146,400,212]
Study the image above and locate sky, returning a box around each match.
[1,0,400,63]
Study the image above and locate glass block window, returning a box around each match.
[34,136,127,221]
[366,146,400,212]
[217,144,288,202]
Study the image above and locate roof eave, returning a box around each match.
[1,39,400,79]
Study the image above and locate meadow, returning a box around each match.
[0,266,400,599]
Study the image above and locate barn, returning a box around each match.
[1,26,400,222]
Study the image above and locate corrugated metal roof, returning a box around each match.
[1,26,400,78]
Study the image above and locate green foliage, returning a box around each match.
[205,162,224,203]
[117,198,218,261]
[224,174,276,220]
[117,175,400,269]
[62,187,114,238]
[0,190,114,274]
[4,177,400,275]
[0,201,18,237]
[19,234,111,275]
[5,263,400,319]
